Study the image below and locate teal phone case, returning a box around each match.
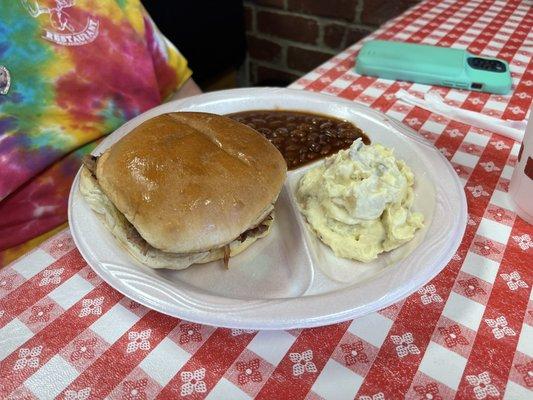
[355,40,512,94]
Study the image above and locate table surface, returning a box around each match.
[1,0,532,399]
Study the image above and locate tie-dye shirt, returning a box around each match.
[0,0,192,250]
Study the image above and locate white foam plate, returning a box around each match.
[68,88,467,329]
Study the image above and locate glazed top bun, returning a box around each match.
[96,112,287,253]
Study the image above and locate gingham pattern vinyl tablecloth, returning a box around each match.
[1,0,532,398]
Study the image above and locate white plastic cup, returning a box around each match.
[509,109,533,225]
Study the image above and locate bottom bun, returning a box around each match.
[79,167,273,269]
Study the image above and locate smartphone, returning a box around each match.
[355,40,512,94]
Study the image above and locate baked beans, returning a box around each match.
[228,110,370,169]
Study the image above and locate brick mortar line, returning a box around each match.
[354,0,364,25]
[248,3,355,25]
[238,54,251,87]
[250,58,311,78]
[247,30,341,75]
[281,44,288,70]
[356,0,439,29]
[249,4,256,32]
[338,25,350,53]
[246,31,342,78]
[248,30,340,55]
[316,14,326,48]
[248,3,378,32]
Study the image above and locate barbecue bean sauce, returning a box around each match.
[227,110,370,169]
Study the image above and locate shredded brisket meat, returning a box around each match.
[122,214,272,263]
[125,222,150,256]
[237,215,273,242]
[223,245,231,269]
[82,155,99,177]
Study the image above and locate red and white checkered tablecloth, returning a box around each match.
[1,0,532,399]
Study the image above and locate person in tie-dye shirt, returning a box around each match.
[0,0,201,265]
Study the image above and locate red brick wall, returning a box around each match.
[244,0,420,86]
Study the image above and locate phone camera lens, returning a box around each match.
[493,61,506,72]
[467,57,506,72]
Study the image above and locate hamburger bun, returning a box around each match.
[80,112,286,269]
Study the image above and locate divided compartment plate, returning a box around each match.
[69,88,467,329]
